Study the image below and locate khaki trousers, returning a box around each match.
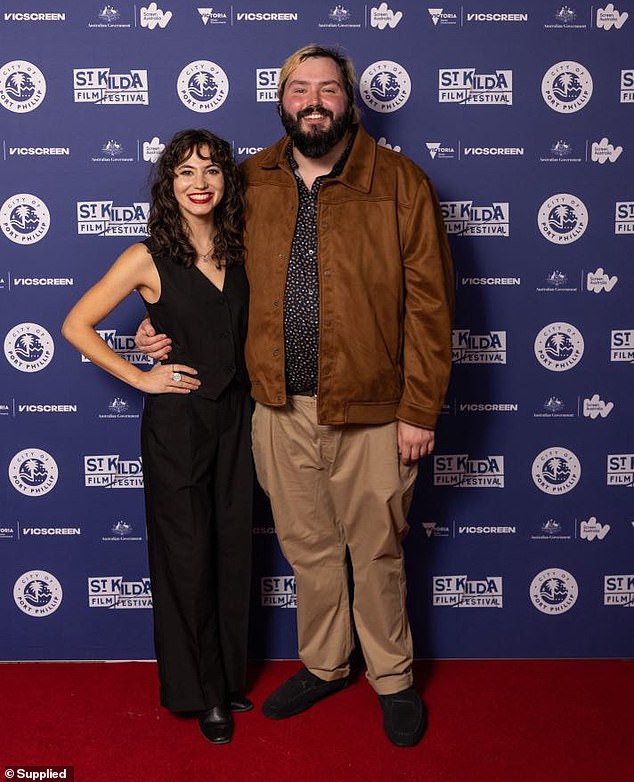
[252,397,417,695]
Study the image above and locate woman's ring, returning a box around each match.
[172,371,182,383]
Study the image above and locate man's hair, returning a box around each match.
[146,128,245,268]
[277,44,360,122]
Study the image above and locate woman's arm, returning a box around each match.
[62,243,199,394]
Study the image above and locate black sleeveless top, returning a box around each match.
[142,244,250,400]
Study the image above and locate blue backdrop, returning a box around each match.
[1,1,632,661]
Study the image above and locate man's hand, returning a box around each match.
[135,317,172,361]
[397,421,435,465]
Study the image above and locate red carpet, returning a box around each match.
[0,660,631,781]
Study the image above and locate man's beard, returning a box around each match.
[280,104,352,158]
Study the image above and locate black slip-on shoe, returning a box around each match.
[378,687,427,747]
[199,705,233,744]
[262,667,349,719]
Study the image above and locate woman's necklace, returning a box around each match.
[198,245,214,264]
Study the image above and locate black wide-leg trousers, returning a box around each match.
[140,385,253,712]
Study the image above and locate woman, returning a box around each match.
[63,129,253,745]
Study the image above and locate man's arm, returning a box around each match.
[135,317,173,361]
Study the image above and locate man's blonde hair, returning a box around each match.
[277,44,360,122]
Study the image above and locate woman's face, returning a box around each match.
[172,145,225,222]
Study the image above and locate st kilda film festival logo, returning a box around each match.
[0,193,50,245]
[359,60,411,113]
[0,59,46,113]
[177,60,229,112]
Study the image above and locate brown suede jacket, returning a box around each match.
[241,124,454,429]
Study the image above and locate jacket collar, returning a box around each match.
[257,124,376,194]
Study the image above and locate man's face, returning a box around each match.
[280,56,353,158]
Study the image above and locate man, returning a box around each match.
[139,45,453,747]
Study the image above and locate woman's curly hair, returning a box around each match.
[146,129,245,268]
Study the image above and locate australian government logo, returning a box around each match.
[177,60,228,112]
[538,194,587,244]
[14,570,62,617]
[621,70,634,102]
[604,575,634,607]
[4,323,54,372]
[441,201,509,236]
[615,202,634,233]
[433,575,503,607]
[610,329,634,362]
[9,448,59,496]
[0,193,50,244]
[438,68,512,105]
[261,575,296,607]
[319,5,362,28]
[434,454,504,488]
[540,138,583,164]
[530,568,578,614]
[542,61,593,113]
[73,68,148,104]
[88,576,152,608]
[84,454,143,488]
[77,201,149,236]
[0,60,46,113]
[534,322,584,371]
[607,454,634,487]
[452,329,506,363]
[532,447,581,495]
[359,60,410,113]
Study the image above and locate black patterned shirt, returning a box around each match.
[283,133,355,394]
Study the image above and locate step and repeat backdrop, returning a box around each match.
[1,1,632,661]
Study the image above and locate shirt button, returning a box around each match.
[273,348,281,357]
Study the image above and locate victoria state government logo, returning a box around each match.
[0,60,46,113]
[541,61,593,113]
[530,568,578,615]
[0,193,50,245]
[177,60,229,112]
[9,448,59,496]
[4,322,55,372]
[13,570,63,617]
[359,60,411,113]
[538,193,587,244]
[534,322,584,371]
[532,447,581,495]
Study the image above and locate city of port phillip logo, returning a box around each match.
[530,568,578,614]
[73,68,148,104]
[534,322,584,371]
[438,68,512,105]
[0,194,50,245]
[177,60,228,112]
[441,200,509,236]
[433,454,505,488]
[77,201,149,236]
[532,447,581,495]
[13,570,62,617]
[542,61,593,113]
[4,323,54,372]
[359,61,410,113]
[538,194,587,244]
[0,60,46,113]
[452,329,506,364]
[9,448,59,496]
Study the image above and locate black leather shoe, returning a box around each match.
[199,705,233,744]
[378,688,427,747]
[229,692,254,712]
[262,667,349,719]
